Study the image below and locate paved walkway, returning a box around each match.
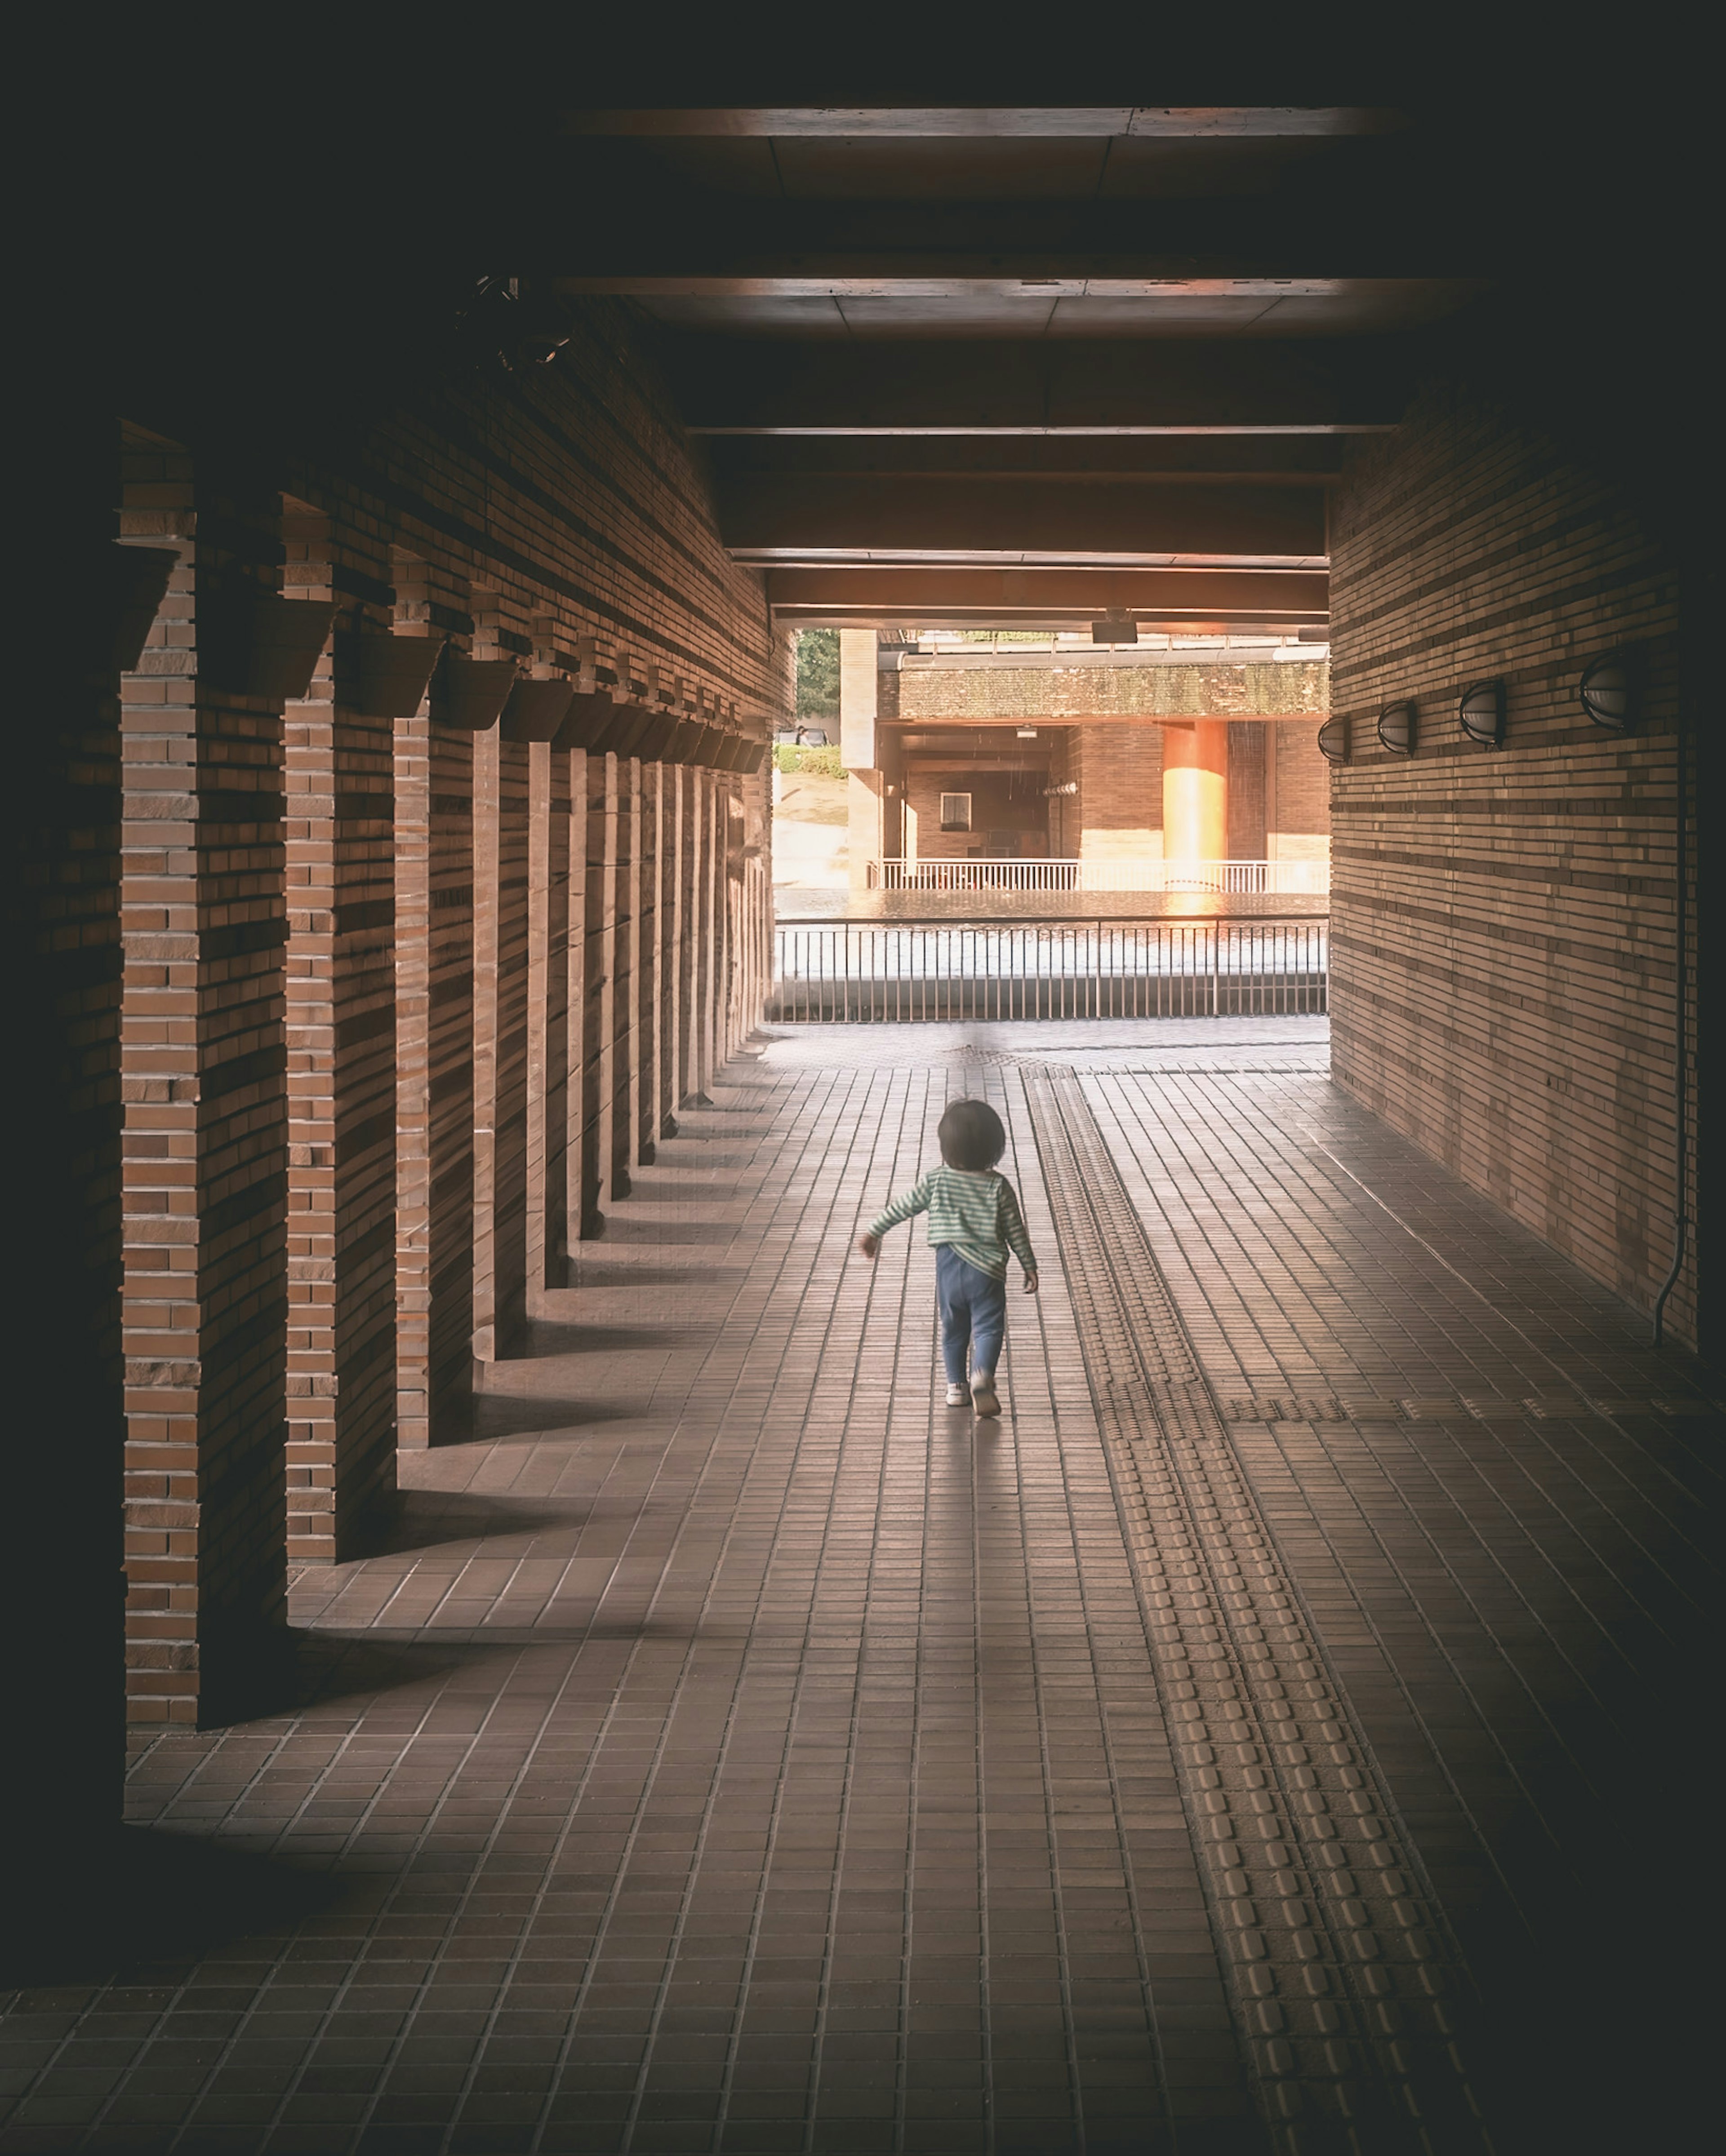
[2,1021,1714,2155]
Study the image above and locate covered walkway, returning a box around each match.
[5,1022,1711,2154]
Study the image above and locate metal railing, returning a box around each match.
[770,915,1328,1022]
[869,856,1330,895]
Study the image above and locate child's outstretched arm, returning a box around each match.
[998,1180,1040,1294]
[856,1173,934,1261]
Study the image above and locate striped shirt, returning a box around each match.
[867,1165,1037,1282]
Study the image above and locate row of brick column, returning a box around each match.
[114,447,767,1728]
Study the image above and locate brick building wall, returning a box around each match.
[904,767,1051,861]
[1065,724,1165,862]
[1271,719,1331,862]
[1328,379,1692,1342]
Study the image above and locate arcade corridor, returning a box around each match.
[11,79,1707,2156]
[3,1023,1710,2154]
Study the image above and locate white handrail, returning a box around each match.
[868,858,1330,894]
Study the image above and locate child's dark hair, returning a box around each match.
[938,1098,1006,1171]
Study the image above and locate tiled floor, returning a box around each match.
[2,1021,1714,2155]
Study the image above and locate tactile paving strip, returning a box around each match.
[1023,1068,1495,2154]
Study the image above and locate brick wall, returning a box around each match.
[904,767,1050,861]
[1329,378,1691,1341]
[1068,724,1165,862]
[1271,719,1330,862]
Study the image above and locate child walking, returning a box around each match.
[855,1098,1038,1418]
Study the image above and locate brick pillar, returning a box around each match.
[528,740,572,1295]
[683,765,703,1103]
[472,722,530,1364]
[1163,719,1229,862]
[394,691,473,1451]
[658,761,681,1138]
[611,755,639,1198]
[7,421,126,1868]
[636,758,660,1165]
[1226,721,1268,862]
[696,770,721,1099]
[723,781,744,1059]
[281,508,396,1560]
[579,748,618,1233]
[564,747,589,1242]
[120,445,288,1727]
[674,765,696,1108]
[714,775,736,1067]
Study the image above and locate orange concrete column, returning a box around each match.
[1161,719,1229,860]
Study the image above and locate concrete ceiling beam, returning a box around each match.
[709,436,1348,479]
[651,338,1406,435]
[720,475,1327,564]
[763,566,1327,627]
[561,108,1409,139]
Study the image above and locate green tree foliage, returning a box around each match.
[795,629,841,717]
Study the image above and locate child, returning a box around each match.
[856,1098,1038,1418]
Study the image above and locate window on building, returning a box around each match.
[939,792,972,831]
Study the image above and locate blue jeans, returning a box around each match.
[936,1245,1007,1385]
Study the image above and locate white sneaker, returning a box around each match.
[945,1382,971,1408]
[970,1372,1001,1418]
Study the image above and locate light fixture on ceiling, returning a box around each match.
[1458,679,1506,748]
[1377,700,1417,754]
[1016,726,1038,738]
[1579,650,1637,732]
[1092,610,1138,646]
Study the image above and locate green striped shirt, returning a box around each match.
[867,1165,1037,1281]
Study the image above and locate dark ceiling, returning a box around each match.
[99,66,1689,639]
[534,107,1499,626]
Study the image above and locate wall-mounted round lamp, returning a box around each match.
[1377,700,1417,754]
[1579,650,1637,732]
[1458,679,1505,748]
[1317,715,1349,763]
